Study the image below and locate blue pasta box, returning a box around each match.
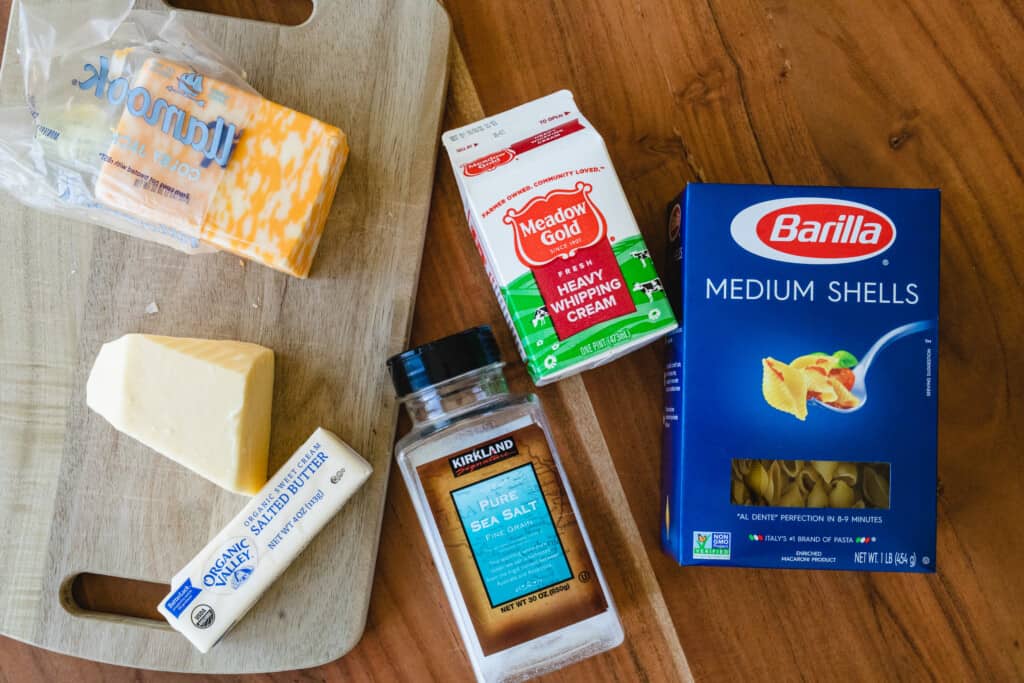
[661,183,939,572]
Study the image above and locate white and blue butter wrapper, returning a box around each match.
[662,183,939,572]
[158,428,372,652]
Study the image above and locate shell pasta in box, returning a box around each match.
[662,183,939,572]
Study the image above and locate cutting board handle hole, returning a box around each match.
[164,1,313,27]
[63,573,169,624]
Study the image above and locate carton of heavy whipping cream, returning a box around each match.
[159,428,372,651]
[662,184,939,572]
[443,91,677,385]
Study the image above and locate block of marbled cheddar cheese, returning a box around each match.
[199,97,348,278]
[94,57,347,277]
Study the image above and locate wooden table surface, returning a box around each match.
[3,1,1023,681]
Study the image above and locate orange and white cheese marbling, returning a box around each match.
[95,57,348,278]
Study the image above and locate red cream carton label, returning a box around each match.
[443,91,677,384]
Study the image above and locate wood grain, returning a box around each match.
[167,0,312,25]
[0,0,450,673]
[449,1,1024,681]
[3,0,1024,681]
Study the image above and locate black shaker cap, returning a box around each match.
[387,326,502,397]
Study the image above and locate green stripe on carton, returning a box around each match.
[502,235,676,382]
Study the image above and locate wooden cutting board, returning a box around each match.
[0,0,449,673]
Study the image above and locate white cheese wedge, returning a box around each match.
[86,334,274,494]
[158,428,372,652]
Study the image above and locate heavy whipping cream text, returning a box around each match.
[443,91,677,384]
[547,266,626,323]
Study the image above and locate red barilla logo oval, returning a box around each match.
[462,148,515,177]
[730,198,896,264]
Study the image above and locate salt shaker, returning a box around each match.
[388,326,623,682]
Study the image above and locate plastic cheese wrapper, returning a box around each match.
[158,428,372,652]
[0,1,348,277]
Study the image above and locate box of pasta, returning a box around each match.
[661,183,939,572]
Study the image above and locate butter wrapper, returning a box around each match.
[158,427,372,652]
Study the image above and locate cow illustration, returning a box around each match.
[631,248,651,268]
[532,305,550,328]
[633,278,664,303]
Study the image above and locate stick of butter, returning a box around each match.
[158,428,372,653]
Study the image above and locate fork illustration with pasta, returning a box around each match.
[762,350,859,420]
[761,321,935,420]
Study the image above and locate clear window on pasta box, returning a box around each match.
[731,459,890,510]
